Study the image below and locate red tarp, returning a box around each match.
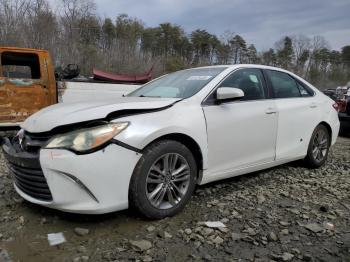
[93,67,153,84]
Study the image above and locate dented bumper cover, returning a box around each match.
[1,137,142,214]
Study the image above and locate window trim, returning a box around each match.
[263,69,315,99]
[202,67,270,106]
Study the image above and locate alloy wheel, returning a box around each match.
[312,128,329,162]
[146,153,191,209]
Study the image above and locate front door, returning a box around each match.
[0,51,49,125]
[203,68,278,178]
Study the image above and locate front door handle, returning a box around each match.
[265,108,277,114]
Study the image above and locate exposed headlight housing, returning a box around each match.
[45,122,129,153]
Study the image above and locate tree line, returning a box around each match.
[1,0,349,89]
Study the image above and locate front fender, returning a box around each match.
[113,103,209,169]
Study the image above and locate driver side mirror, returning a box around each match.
[216,87,244,102]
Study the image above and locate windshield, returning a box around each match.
[128,67,227,99]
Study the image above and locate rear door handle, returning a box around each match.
[310,103,318,108]
[265,108,277,114]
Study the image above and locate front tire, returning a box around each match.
[304,124,330,168]
[129,140,197,219]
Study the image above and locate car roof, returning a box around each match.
[189,64,320,96]
[194,64,292,73]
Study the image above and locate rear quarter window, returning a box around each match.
[296,80,314,97]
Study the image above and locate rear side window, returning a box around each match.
[266,70,301,98]
[1,52,41,79]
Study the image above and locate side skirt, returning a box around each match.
[199,156,304,185]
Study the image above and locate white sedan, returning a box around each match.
[1,65,340,219]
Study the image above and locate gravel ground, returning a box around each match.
[0,136,349,262]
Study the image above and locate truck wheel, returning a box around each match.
[304,124,330,168]
[129,140,197,219]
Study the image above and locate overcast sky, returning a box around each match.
[93,0,350,51]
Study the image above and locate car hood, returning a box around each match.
[22,97,180,133]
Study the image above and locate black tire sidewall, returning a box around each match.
[129,140,197,219]
[305,125,330,168]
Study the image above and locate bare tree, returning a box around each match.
[0,0,348,87]
[291,34,311,75]
[0,0,31,46]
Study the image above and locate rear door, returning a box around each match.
[264,69,320,160]
[0,50,50,124]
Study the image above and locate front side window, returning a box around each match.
[1,52,41,79]
[218,68,266,100]
[266,70,301,98]
[128,67,227,99]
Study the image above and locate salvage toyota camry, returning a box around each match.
[1,65,340,219]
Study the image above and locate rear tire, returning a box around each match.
[304,124,330,168]
[129,140,197,219]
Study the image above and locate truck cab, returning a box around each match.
[0,47,56,128]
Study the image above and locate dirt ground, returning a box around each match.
[0,136,349,262]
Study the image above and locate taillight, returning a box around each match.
[333,102,339,112]
[336,100,347,112]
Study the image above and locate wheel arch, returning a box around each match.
[318,121,333,140]
[142,133,204,182]
[307,121,333,148]
[304,121,333,168]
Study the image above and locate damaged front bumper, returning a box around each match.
[1,136,142,214]
[1,137,53,201]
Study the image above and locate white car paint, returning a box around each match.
[203,99,278,177]
[13,144,141,214]
[6,64,340,214]
[58,81,140,103]
[22,97,180,133]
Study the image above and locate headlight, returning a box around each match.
[45,122,129,152]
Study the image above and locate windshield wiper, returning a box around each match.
[139,95,162,98]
